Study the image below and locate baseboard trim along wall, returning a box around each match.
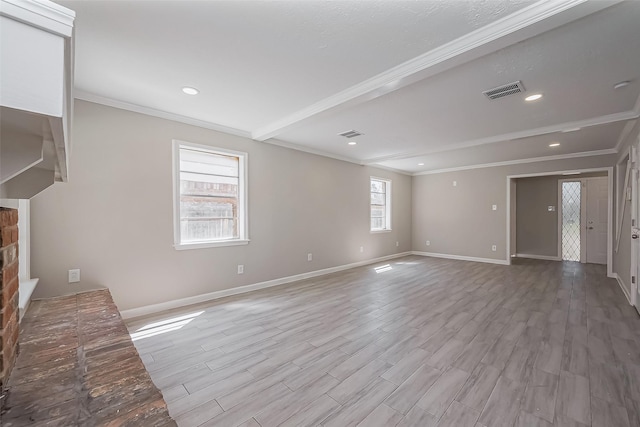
[614,273,632,305]
[515,253,562,261]
[120,251,412,319]
[412,251,509,265]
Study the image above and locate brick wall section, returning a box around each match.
[0,207,19,390]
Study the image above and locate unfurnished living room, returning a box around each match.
[1,0,640,426]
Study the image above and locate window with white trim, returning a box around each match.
[370,177,391,231]
[173,141,248,249]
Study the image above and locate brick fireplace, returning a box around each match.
[0,207,19,390]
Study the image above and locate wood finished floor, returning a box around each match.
[127,256,640,427]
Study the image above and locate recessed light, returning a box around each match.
[549,142,560,147]
[525,93,543,102]
[418,163,425,166]
[182,86,199,95]
[613,81,631,90]
[347,141,357,146]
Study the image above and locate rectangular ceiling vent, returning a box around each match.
[338,130,363,138]
[483,81,525,100]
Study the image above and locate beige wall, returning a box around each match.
[515,176,559,257]
[411,156,616,261]
[30,101,412,311]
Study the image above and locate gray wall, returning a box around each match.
[411,156,616,261]
[30,101,412,311]
[515,176,559,257]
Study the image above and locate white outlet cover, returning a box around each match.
[68,269,80,283]
[237,265,244,274]
[396,241,399,247]
[491,245,497,251]
[548,206,556,212]
[359,246,364,253]
[492,204,497,210]
[426,240,430,246]
[453,181,457,187]
[307,253,312,261]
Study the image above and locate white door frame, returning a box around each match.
[506,167,614,279]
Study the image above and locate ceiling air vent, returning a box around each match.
[483,81,525,100]
[338,130,363,138]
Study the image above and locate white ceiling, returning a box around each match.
[59,0,640,174]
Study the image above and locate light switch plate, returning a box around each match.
[548,206,556,212]
[492,205,497,211]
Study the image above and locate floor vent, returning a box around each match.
[483,81,525,100]
[338,130,363,138]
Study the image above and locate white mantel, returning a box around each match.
[1,0,75,199]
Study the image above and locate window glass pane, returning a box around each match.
[371,180,384,193]
[178,146,241,243]
[371,192,386,205]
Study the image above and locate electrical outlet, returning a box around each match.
[68,269,80,283]
[426,240,430,246]
[492,204,497,211]
[307,253,312,261]
[548,206,556,212]
[453,181,457,187]
[396,241,399,247]
[491,245,497,252]
[237,265,244,274]
[359,246,364,253]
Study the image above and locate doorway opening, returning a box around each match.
[561,181,581,261]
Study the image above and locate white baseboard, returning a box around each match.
[18,277,39,323]
[515,253,562,261]
[120,252,412,320]
[411,251,509,265]
[613,273,632,305]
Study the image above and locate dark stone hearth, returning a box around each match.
[0,290,176,426]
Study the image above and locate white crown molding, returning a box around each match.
[251,0,618,142]
[119,251,411,319]
[75,90,252,139]
[614,119,638,153]
[412,251,509,265]
[265,138,359,166]
[0,0,75,37]
[365,110,639,165]
[412,149,616,176]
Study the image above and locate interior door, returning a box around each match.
[585,177,608,264]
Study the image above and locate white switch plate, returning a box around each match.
[491,245,497,252]
[307,253,312,261]
[396,241,399,247]
[359,246,364,253]
[492,205,497,211]
[426,240,430,246]
[68,269,80,283]
[453,181,457,187]
[237,265,244,274]
[548,206,556,212]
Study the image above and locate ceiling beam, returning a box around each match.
[362,109,639,165]
[252,0,622,142]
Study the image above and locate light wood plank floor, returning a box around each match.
[127,256,640,427]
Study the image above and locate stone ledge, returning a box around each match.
[1,289,176,426]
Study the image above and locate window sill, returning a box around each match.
[370,229,392,234]
[174,239,250,250]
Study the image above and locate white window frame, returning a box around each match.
[172,140,249,250]
[370,177,392,233]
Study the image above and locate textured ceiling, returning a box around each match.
[57,0,640,173]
